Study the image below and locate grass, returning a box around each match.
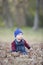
[0,27,43,44]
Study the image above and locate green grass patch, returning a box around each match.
[0,27,43,44]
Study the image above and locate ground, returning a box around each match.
[0,27,43,65]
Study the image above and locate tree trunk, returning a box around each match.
[33,0,40,30]
[14,0,27,27]
[40,0,43,15]
[3,0,14,28]
[0,0,3,16]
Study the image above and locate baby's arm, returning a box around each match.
[24,40,30,49]
[11,41,16,52]
[11,41,20,56]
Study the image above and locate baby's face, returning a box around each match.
[16,33,23,42]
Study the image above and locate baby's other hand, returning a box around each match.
[11,52,20,57]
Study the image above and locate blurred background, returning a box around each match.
[0,0,43,44]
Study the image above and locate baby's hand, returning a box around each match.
[11,52,20,57]
[29,48,34,56]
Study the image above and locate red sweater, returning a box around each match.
[11,40,30,51]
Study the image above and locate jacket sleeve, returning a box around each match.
[11,41,16,51]
[24,40,30,49]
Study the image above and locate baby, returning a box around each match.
[11,28,31,55]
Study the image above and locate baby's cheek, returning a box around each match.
[16,36,20,39]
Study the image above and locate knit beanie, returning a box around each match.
[14,28,23,37]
